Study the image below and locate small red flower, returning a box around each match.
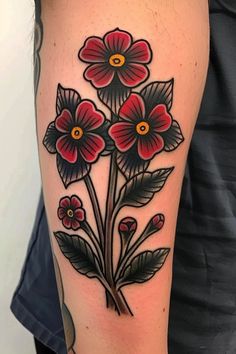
[55,100,105,164]
[58,195,85,230]
[109,93,172,160]
[79,28,152,89]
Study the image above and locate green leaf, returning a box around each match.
[140,79,174,113]
[117,248,170,289]
[117,167,174,209]
[54,231,102,279]
[163,120,184,152]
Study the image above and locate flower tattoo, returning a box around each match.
[43,28,184,316]
[43,85,109,187]
[58,195,85,230]
[79,28,152,89]
[55,101,105,164]
[109,93,172,160]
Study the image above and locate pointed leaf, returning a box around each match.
[57,154,90,188]
[98,77,131,114]
[163,120,184,151]
[43,122,61,154]
[117,248,170,288]
[98,120,115,156]
[117,167,174,209]
[56,84,81,115]
[54,231,102,278]
[140,80,174,114]
[116,149,149,179]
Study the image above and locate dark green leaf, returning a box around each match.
[54,231,102,279]
[98,120,115,156]
[117,248,170,289]
[117,167,174,209]
[56,84,81,115]
[98,77,131,114]
[140,80,174,114]
[57,154,90,188]
[163,120,184,151]
[116,149,149,179]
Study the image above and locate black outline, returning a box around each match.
[42,29,186,316]
[79,28,153,113]
[43,86,107,188]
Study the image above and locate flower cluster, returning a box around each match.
[43,28,183,185]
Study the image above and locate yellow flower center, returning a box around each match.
[71,126,83,140]
[136,121,150,135]
[109,53,126,67]
[67,209,74,218]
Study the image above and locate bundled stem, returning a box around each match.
[84,175,105,250]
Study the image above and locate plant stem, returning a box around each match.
[82,221,105,273]
[98,278,133,315]
[104,152,118,287]
[115,228,150,282]
[84,174,104,250]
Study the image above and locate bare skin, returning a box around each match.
[37,1,209,353]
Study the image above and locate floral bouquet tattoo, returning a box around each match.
[43,29,184,315]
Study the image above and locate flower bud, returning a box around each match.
[144,213,165,237]
[118,217,137,245]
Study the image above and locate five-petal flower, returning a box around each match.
[58,195,85,230]
[43,85,107,187]
[79,28,152,89]
[109,93,172,161]
[55,101,105,164]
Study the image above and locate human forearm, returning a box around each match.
[36,1,209,353]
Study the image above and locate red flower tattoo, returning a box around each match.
[79,28,152,89]
[109,93,172,160]
[43,85,109,187]
[55,101,105,163]
[58,195,85,230]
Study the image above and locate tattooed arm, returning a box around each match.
[37,1,209,353]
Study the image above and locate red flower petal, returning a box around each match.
[79,37,107,63]
[137,133,164,160]
[119,93,145,122]
[70,195,82,209]
[84,63,115,88]
[62,216,72,229]
[57,207,66,220]
[56,135,78,163]
[148,104,172,132]
[74,208,85,222]
[55,109,73,133]
[118,63,149,88]
[79,133,105,163]
[59,197,71,209]
[125,40,152,63]
[104,29,131,53]
[71,219,81,230]
[75,101,104,131]
[109,122,136,152]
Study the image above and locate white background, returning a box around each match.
[0,0,40,353]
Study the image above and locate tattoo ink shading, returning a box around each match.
[43,28,184,315]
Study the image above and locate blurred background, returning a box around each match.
[0,0,40,352]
